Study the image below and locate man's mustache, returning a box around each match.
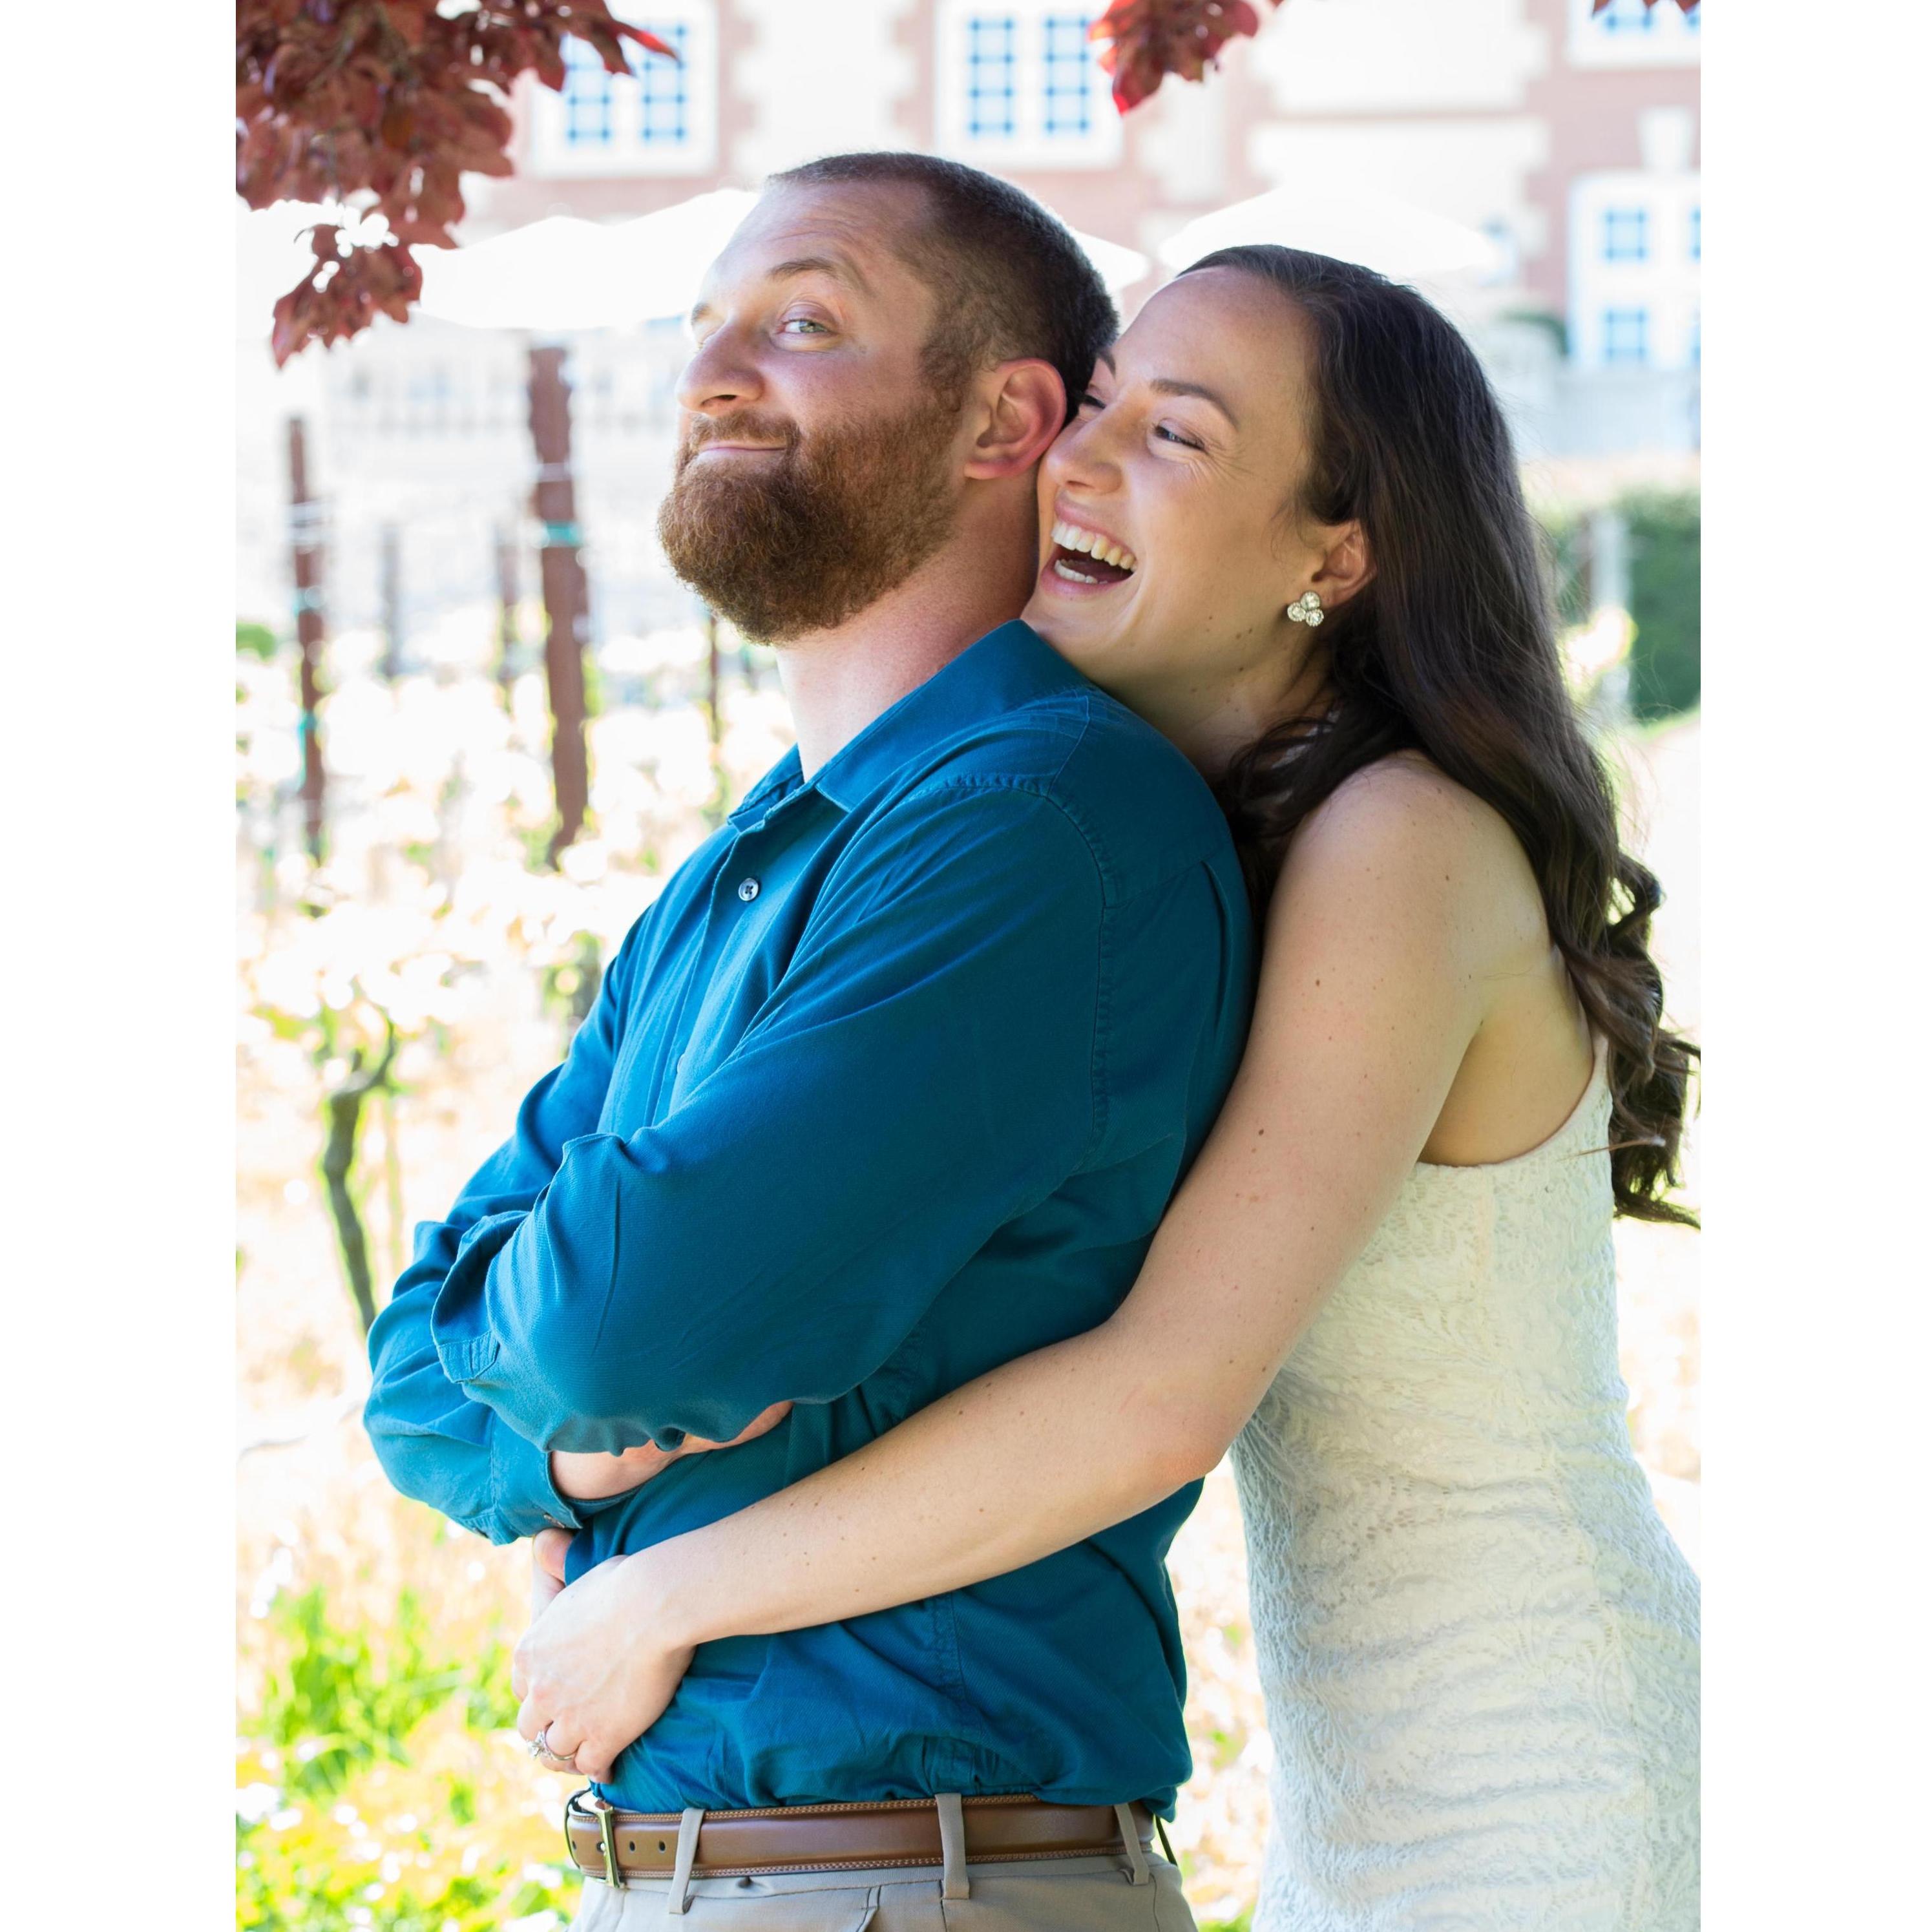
[678,412,803,470]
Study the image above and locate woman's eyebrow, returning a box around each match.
[1146,377,1241,430]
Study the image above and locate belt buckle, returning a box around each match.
[566,1787,624,1889]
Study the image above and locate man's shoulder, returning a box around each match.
[909,684,1238,904]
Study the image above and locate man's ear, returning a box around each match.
[1308,521,1374,611]
[963,359,1065,481]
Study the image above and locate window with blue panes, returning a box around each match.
[638,20,689,144]
[1595,0,1659,31]
[1602,207,1649,262]
[1602,308,1650,365]
[967,17,1019,140]
[1042,15,1094,137]
[562,33,616,146]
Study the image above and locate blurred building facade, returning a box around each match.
[239,0,1698,640]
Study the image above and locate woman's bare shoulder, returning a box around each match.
[1268,752,1548,962]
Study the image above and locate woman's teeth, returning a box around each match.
[1050,519,1138,577]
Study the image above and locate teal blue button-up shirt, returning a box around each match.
[365,620,1253,1816]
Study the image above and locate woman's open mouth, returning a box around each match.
[1046,518,1139,590]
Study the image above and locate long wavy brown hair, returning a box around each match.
[1188,246,1697,1225]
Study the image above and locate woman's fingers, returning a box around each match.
[516,1690,587,1769]
[541,1708,587,1766]
[516,1690,547,1746]
[534,1526,574,1581]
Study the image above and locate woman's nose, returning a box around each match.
[1045,410,1122,496]
[675,324,764,417]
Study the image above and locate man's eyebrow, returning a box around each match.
[1148,376,1241,430]
[689,253,872,327]
[766,254,871,292]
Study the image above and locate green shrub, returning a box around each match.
[256,1586,468,1797]
[238,1582,570,1931]
[1535,492,1700,724]
[1623,491,1701,722]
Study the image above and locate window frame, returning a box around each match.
[1566,0,1701,70]
[935,0,1123,169]
[525,1,719,179]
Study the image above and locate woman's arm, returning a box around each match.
[514,765,1512,1777]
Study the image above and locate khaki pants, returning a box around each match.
[568,1849,1197,1931]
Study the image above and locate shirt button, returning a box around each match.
[736,877,761,903]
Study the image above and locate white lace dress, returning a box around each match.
[1230,1044,1699,1931]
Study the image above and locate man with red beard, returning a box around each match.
[366,153,1252,1929]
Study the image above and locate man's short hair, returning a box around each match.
[770,151,1118,419]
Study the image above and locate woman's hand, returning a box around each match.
[531,1526,572,1621]
[513,1545,698,1783]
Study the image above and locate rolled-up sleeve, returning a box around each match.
[427,779,1106,1454]
[362,918,646,1542]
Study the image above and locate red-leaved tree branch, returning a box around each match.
[238,1,677,363]
[1087,0,1699,114]
[241,0,1701,355]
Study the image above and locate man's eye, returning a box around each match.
[779,317,831,335]
[1077,391,1105,411]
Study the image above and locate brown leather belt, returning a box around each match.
[563,1790,1154,1885]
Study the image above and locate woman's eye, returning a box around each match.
[1077,390,1106,411]
[1153,423,1202,450]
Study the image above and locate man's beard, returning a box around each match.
[656,388,963,644]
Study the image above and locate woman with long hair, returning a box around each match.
[514,246,1699,1929]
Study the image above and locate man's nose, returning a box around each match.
[676,324,764,417]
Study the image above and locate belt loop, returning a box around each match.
[666,1807,705,1916]
[936,1792,971,1900]
[1113,1803,1151,1887]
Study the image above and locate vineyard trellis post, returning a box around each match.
[379,521,403,682]
[495,520,521,702]
[287,416,328,861]
[527,344,591,865]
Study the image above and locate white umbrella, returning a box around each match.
[1157,184,1506,284]
[415,190,1150,333]
[1067,227,1150,295]
[412,211,674,333]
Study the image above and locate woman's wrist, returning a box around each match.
[620,1528,734,1653]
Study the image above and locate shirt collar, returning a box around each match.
[820,620,1091,812]
[733,622,1088,828]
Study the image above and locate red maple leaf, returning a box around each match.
[1093,0,1699,116]
[238,1,680,362]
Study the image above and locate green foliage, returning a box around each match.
[1537,492,1700,724]
[540,931,605,1040]
[255,1586,468,1797]
[236,1813,572,1932]
[1623,492,1701,723]
[238,620,280,660]
[238,1582,568,1930]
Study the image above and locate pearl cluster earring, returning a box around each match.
[1286,591,1325,627]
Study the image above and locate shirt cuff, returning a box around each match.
[487,1412,583,1541]
[431,1209,526,1383]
